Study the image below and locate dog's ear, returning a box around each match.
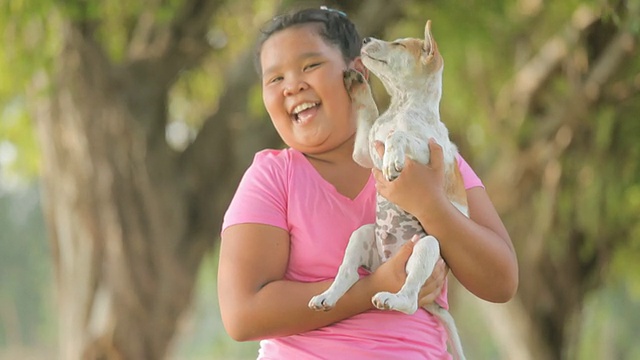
[421,20,436,65]
[351,57,370,80]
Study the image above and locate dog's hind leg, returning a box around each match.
[372,235,439,314]
[309,224,379,311]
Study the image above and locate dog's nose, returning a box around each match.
[362,37,372,44]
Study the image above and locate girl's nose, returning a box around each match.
[283,80,309,96]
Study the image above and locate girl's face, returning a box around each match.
[260,24,357,156]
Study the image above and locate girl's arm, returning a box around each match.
[373,140,518,302]
[217,223,447,341]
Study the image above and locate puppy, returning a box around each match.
[308,20,467,360]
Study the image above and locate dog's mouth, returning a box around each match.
[362,53,387,65]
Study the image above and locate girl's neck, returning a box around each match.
[302,136,357,166]
[300,138,371,200]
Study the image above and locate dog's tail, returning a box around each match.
[424,303,466,360]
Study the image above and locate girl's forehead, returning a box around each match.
[263,23,326,48]
[260,24,342,67]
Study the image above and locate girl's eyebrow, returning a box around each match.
[262,51,325,77]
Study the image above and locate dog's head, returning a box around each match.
[360,20,443,92]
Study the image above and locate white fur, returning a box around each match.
[309,21,466,360]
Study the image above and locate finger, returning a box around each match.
[420,291,439,307]
[419,281,440,306]
[418,259,447,304]
[428,138,444,169]
[402,156,417,172]
[434,258,446,274]
[387,238,416,269]
[371,168,385,184]
[374,141,385,157]
[398,237,416,258]
[434,259,449,283]
[410,234,421,243]
[372,167,381,177]
[441,259,450,276]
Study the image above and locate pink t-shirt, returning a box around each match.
[222,148,483,360]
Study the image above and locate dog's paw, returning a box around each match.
[372,292,418,315]
[382,144,405,181]
[308,293,338,312]
[343,69,370,102]
[344,68,365,90]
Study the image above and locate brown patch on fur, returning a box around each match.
[423,20,443,72]
[445,158,468,209]
[404,39,424,58]
[401,38,443,74]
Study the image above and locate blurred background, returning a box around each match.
[1,0,639,359]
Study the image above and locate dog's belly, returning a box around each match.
[375,193,427,260]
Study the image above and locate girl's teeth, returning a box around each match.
[294,103,316,114]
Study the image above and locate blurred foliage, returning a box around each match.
[0,186,55,350]
[578,283,640,359]
[0,0,56,181]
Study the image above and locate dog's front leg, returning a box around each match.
[372,235,440,314]
[309,224,379,311]
[344,69,378,168]
[382,130,410,181]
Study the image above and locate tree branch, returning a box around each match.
[535,26,637,139]
[495,5,598,132]
[125,0,226,86]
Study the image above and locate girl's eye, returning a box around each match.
[267,76,283,84]
[304,63,321,71]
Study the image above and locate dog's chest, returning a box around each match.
[369,106,439,153]
[375,194,426,260]
[369,113,396,141]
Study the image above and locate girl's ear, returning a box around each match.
[350,57,369,80]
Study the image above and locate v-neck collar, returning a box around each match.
[292,149,374,202]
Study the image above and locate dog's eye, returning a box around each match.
[391,42,406,47]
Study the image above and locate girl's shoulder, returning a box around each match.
[252,147,303,167]
[249,148,313,179]
[456,153,485,190]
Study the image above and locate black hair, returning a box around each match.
[254,7,362,75]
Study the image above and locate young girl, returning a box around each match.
[218,7,518,359]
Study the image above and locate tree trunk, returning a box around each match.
[33,23,214,359]
[26,1,408,357]
[478,4,639,359]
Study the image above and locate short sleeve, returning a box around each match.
[221,150,289,234]
[456,154,484,189]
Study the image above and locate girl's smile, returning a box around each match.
[260,24,356,156]
[291,102,320,124]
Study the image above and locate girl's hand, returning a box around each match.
[418,258,448,308]
[369,239,415,295]
[372,139,448,217]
